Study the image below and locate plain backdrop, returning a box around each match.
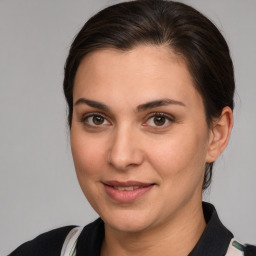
[1,0,256,255]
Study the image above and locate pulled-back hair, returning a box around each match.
[63,0,235,190]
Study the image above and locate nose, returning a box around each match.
[107,126,144,170]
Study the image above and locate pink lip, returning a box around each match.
[103,180,155,203]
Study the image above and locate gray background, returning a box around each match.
[1,0,255,254]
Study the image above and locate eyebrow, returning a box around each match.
[137,98,186,112]
[74,97,186,112]
[74,98,110,111]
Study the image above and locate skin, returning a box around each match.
[71,45,233,256]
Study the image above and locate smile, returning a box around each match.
[103,181,155,203]
[114,186,140,191]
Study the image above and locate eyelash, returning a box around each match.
[80,112,110,127]
[144,112,174,128]
[80,112,174,128]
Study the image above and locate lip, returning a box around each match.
[103,180,155,203]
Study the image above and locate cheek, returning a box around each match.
[70,130,107,180]
[147,128,208,185]
[70,130,109,209]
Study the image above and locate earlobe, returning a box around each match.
[205,107,233,163]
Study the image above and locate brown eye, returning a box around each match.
[93,115,104,125]
[82,114,110,127]
[153,116,166,126]
[145,113,173,128]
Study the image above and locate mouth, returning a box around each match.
[102,180,155,203]
[112,186,141,191]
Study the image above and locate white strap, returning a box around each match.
[225,238,245,256]
[60,227,83,256]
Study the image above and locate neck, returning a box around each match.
[101,199,206,256]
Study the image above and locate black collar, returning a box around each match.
[76,202,233,256]
[189,202,233,255]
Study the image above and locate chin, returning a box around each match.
[101,208,156,233]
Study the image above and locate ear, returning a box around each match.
[205,106,233,163]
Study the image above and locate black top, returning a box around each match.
[8,202,256,256]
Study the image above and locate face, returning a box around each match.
[71,45,212,233]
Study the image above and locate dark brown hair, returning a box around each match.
[63,0,235,190]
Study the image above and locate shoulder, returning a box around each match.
[76,218,104,254]
[244,244,256,256]
[226,239,256,256]
[8,226,76,256]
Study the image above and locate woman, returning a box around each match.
[9,0,255,255]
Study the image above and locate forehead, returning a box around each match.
[75,45,184,80]
[73,45,201,108]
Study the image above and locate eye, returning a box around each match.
[145,113,173,127]
[81,113,110,127]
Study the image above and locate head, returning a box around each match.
[64,0,234,191]
[63,0,234,232]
